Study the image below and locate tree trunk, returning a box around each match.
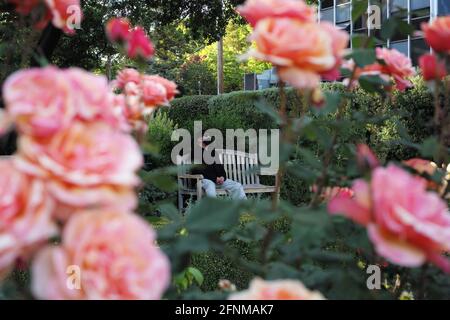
[217,37,224,95]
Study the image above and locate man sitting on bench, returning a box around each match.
[192,136,247,200]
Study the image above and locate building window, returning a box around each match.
[390,40,409,56]
[390,0,408,18]
[320,7,334,22]
[410,38,429,65]
[438,1,450,16]
[336,2,351,23]
[321,0,334,9]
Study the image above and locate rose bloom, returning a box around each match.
[419,54,447,81]
[15,121,142,217]
[0,109,12,136]
[3,67,125,138]
[422,16,450,53]
[115,68,141,90]
[66,68,125,129]
[0,159,57,280]
[344,48,415,92]
[140,76,169,109]
[249,18,336,89]
[44,0,82,35]
[31,210,171,300]
[356,144,380,171]
[229,278,325,300]
[108,93,132,133]
[329,164,450,272]
[319,22,350,81]
[311,185,354,203]
[144,75,178,102]
[3,67,76,138]
[106,17,131,43]
[236,0,316,27]
[126,27,155,60]
[375,48,416,91]
[403,158,445,193]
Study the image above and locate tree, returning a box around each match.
[177,55,216,96]
[199,21,271,92]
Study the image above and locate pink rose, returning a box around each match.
[229,278,325,300]
[126,27,155,60]
[140,76,169,108]
[248,18,335,89]
[319,22,349,81]
[3,67,76,138]
[356,144,380,170]
[344,48,415,92]
[236,0,316,27]
[144,75,178,102]
[329,165,450,272]
[66,68,125,129]
[0,109,12,136]
[31,210,171,300]
[0,159,57,280]
[115,68,141,90]
[106,18,131,43]
[108,93,132,132]
[44,0,82,35]
[3,67,125,138]
[422,16,450,53]
[375,48,416,91]
[15,122,142,216]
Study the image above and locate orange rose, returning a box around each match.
[249,18,335,89]
[236,0,316,27]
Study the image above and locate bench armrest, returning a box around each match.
[178,174,204,180]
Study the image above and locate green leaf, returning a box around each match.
[380,17,398,40]
[187,267,204,286]
[313,91,341,116]
[346,49,376,67]
[419,137,440,158]
[186,198,242,233]
[358,74,391,94]
[381,17,414,41]
[352,0,369,21]
[255,99,283,125]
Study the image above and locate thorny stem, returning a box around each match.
[262,81,288,264]
[310,66,358,207]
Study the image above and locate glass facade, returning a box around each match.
[317,0,447,65]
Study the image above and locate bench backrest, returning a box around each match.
[176,149,260,186]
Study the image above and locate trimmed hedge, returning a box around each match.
[166,95,212,133]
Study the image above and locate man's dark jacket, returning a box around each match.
[191,148,227,182]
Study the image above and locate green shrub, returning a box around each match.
[166,95,212,132]
[146,111,178,167]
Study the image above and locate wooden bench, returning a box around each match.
[176,149,278,212]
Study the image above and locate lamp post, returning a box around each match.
[217,0,225,95]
